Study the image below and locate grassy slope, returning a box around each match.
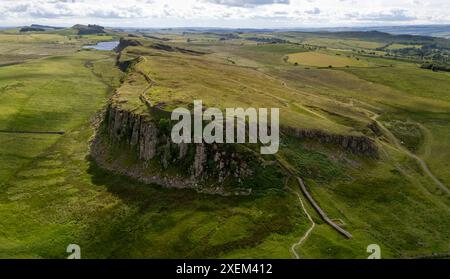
[116,43,367,135]
[271,47,450,258]
[0,50,117,257]
[178,39,450,257]
[0,44,310,258]
[345,64,450,186]
[0,30,118,66]
[1,32,449,259]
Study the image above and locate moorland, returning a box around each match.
[0,24,449,259]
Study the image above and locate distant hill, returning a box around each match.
[19,24,64,32]
[286,25,450,39]
[30,24,64,30]
[339,25,450,39]
[310,30,450,49]
[20,27,45,32]
[132,25,450,39]
[72,24,106,35]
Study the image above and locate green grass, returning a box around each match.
[385,43,422,50]
[0,47,311,259]
[287,51,370,67]
[346,64,450,103]
[302,37,385,50]
[222,43,308,66]
[382,120,424,153]
[1,32,450,259]
[343,63,450,188]
[115,45,361,135]
[279,136,346,182]
[108,36,450,258]
[0,32,119,66]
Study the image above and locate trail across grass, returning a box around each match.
[289,186,316,259]
[367,109,450,195]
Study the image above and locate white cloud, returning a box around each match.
[205,0,290,7]
[0,0,448,27]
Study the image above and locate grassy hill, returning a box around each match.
[0,30,449,259]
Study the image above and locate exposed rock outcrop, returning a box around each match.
[150,43,206,55]
[90,103,254,195]
[282,126,378,158]
[368,121,382,137]
[115,37,143,53]
[193,143,207,178]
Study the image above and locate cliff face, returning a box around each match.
[282,126,379,158]
[90,104,253,195]
[91,39,379,194]
[92,103,379,195]
[115,37,143,53]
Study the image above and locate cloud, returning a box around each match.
[356,9,416,22]
[205,0,290,7]
[0,0,448,28]
[305,7,320,15]
[87,6,144,19]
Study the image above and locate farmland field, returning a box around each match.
[287,51,370,67]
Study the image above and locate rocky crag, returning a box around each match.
[90,37,379,195]
[90,103,254,196]
[282,126,379,158]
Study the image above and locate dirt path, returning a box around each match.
[291,102,329,121]
[369,113,450,195]
[289,187,316,259]
[278,156,352,242]
[343,99,450,195]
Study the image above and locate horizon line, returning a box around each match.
[2,23,450,30]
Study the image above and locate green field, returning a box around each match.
[0,28,449,259]
[385,43,422,50]
[287,51,370,67]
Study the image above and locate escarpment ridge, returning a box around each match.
[90,103,256,196]
[90,37,379,195]
[282,126,378,158]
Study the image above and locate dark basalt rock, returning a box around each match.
[115,37,143,52]
[97,104,253,184]
[283,126,379,158]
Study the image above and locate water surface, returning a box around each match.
[83,41,119,51]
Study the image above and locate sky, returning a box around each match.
[0,0,449,28]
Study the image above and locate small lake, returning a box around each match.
[82,41,119,51]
